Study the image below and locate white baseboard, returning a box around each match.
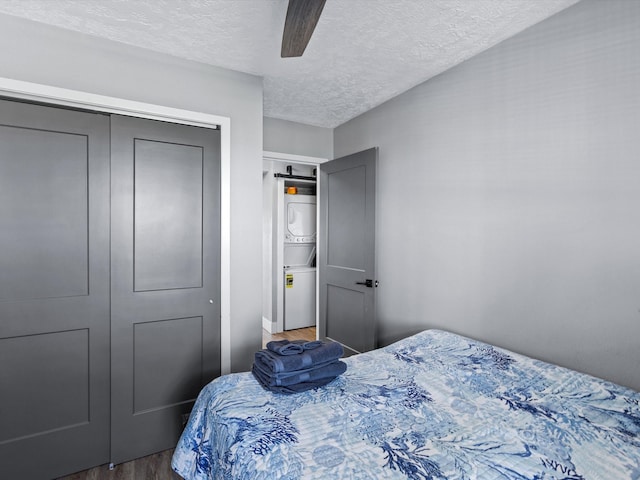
[262,316,275,333]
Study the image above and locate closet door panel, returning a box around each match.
[0,126,89,300]
[133,138,204,291]
[0,329,89,443]
[0,100,110,480]
[110,115,221,464]
[132,316,204,413]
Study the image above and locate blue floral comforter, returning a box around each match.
[172,329,640,479]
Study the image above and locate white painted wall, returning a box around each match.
[0,13,263,372]
[334,0,640,391]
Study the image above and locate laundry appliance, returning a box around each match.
[283,191,316,330]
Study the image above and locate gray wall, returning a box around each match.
[264,117,333,159]
[334,0,640,391]
[0,13,263,372]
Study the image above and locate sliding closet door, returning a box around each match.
[110,115,221,464]
[0,100,110,479]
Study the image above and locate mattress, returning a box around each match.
[172,329,640,479]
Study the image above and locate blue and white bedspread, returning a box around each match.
[172,329,640,479]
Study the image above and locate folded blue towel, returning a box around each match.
[254,355,337,380]
[266,339,324,355]
[255,341,344,373]
[266,339,304,355]
[301,340,322,350]
[252,359,347,387]
[252,365,339,394]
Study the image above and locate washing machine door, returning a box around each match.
[284,267,316,330]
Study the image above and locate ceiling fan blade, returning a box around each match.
[281,0,326,58]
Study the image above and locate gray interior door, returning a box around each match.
[319,147,377,355]
[110,115,221,464]
[0,100,110,479]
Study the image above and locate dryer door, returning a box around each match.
[285,194,316,243]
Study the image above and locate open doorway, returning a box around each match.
[262,148,377,354]
[262,154,323,338]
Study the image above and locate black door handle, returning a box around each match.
[355,279,376,288]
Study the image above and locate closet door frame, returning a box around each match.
[0,77,233,376]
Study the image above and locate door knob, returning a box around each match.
[355,279,375,288]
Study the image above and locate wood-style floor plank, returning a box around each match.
[56,449,181,480]
[58,449,182,480]
[262,326,316,347]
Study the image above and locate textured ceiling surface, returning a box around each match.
[0,0,580,128]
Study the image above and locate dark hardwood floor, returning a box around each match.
[56,449,180,480]
[58,326,316,480]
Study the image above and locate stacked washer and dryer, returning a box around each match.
[282,184,316,330]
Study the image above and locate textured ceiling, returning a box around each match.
[0,0,580,128]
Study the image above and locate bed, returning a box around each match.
[172,329,640,479]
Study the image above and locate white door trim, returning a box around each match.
[263,150,329,165]
[0,77,232,374]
